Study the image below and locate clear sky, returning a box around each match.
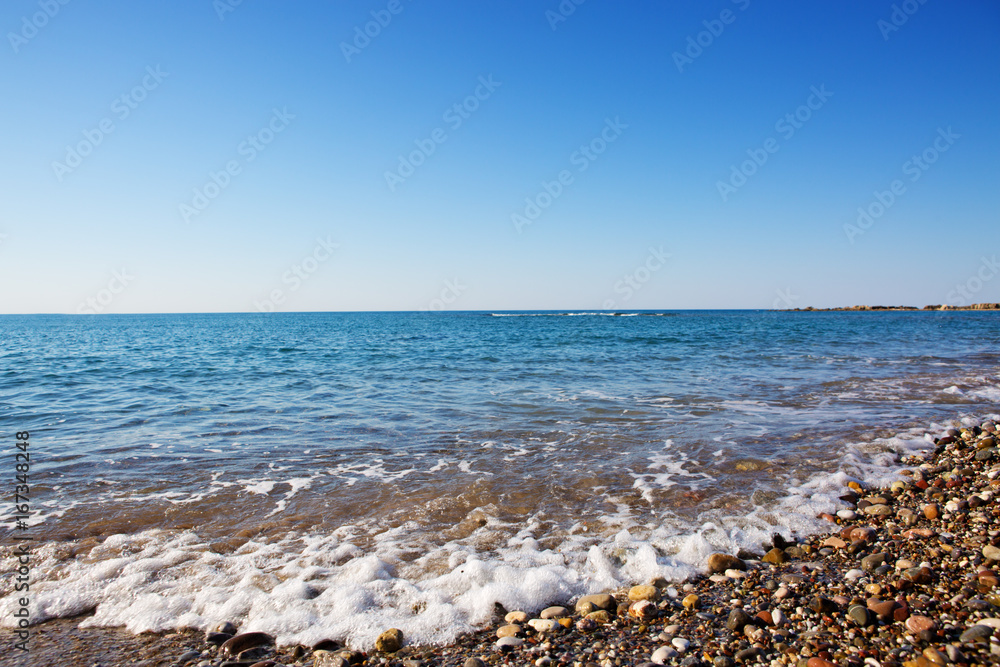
[1,0,998,313]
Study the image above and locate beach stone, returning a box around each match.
[629,600,656,620]
[215,622,239,635]
[505,611,528,623]
[629,584,660,601]
[539,606,569,619]
[944,646,965,662]
[575,594,615,613]
[864,504,893,516]
[921,648,947,666]
[206,632,233,646]
[806,659,837,667]
[527,618,560,634]
[861,553,887,572]
[867,598,898,619]
[671,637,690,653]
[823,536,847,549]
[494,636,523,651]
[979,617,1000,629]
[734,647,759,663]
[726,609,752,631]
[808,596,837,615]
[707,553,746,573]
[496,624,521,638]
[845,568,864,581]
[585,610,611,624]
[771,609,787,626]
[724,568,747,579]
[682,594,699,609]
[850,526,877,543]
[983,545,1000,561]
[905,615,936,634]
[763,548,788,565]
[903,567,933,584]
[177,651,201,665]
[923,503,940,520]
[575,617,598,632]
[714,658,735,667]
[755,610,772,626]
[848,605,870,626]
[375,628,403,653]
[313,652,350,667]
[220,633,274,658]
[959,624,992,643]
[651,646,679,664]
[837,509,857,520]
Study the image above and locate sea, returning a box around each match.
[1,310,999,648]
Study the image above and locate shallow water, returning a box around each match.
[1,311,998,647]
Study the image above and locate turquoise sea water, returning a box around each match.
[1,311,999,646]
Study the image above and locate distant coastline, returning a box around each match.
[780,302,1000,311]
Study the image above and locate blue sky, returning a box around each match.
[1,0,998,313]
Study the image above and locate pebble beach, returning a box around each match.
[13,416,1000,667]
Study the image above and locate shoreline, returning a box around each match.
[777,304,1000,312]
[12,418,1000,667]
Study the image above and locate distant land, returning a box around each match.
[781,302,1000,311]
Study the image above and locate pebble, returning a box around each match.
[670,637,689,653]
[707,553,746,573]
[505,611,528,623]
[575,594,615,613]
[494,636,523,651]
[848,605,870,626]
[837,509,857,520]
[762,548,788,565]
[496,624,520,639]
[904,615,936,634]
[726,609,752,631]
[959,624,992,643]
[844,568,864,580]
[628,585,660,601]
[651,646,678,664]
[528,619,560,634]
[983,544,1000,561]
[682,594,699,609]
[220,633,274,658]
[628,600,656,620]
